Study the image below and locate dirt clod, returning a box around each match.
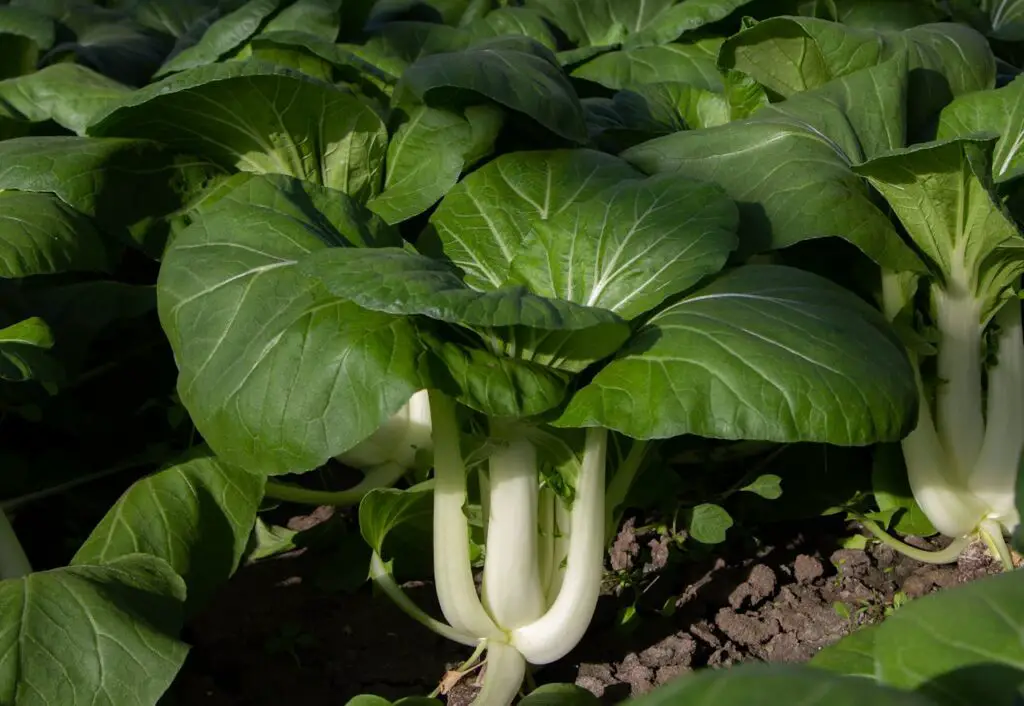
[728,564,777,609]
[793,554,824,584]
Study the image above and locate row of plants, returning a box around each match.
[0,0,1022,704]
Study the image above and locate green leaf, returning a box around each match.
[0,136,219,236]
[572,39,723,91]
[0,191,111,277]
[0,317,58,385]
[524,0,754,48]
[259,0,342,41]
[0,554,189,706]
[397,36,588,143]
[0,64,131,135]
[687,503,733,543]
[557,265,919,446]
[359,483,433,556]
[132,0,218,39]
[871,443,937,537]
[938,75,1024,184]
[873,569,1024,705]
[345,696,442,706]
[72,449,265,614]
[0,6,55,51]
[626,663,931,705]
[624,59,926,271]
[88,61,387,202]
[45,19,174,87]
[155,0,285,77]
[741,474,782,499]
[519,683,601,705]
[720,18,994,116]
[829,0,945,30]
[854,137,1024,319]
[157,174,426,475]
[810,623,879,677]
[509,172,739,320]
[952,0,1024,41]
[249,30,391,90]
[462,8,557,50]
[429,149,640,290]
[367,105,502,224]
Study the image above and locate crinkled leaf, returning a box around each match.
[73,449,265,614]
[719,18,994,126]
[0,554,189,706]
[687,503,733,543]
[873,569,1024,704]
[367,105,501,224]
[156,0,284,77]
[624,59,925,271]
[627,663,930,706]
[89,61,387,202]
[0,64,130,135]
[854,137,1024,319]
[397,36,588,143]
[157,175,425,475]
[572,40,723,91]
[938,75,1024,184]
[557,265,918,445]
[0,191,111,277]
[430,149,641,290]
[510,173,739,320]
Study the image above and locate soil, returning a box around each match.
[167,511,1006,706]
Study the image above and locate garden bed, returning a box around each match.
[167,510,1003,705]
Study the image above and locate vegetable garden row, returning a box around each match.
[1,0,1023,704]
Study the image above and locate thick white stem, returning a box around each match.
[934,290,985,485]
[471,641,525,706]
[0,510,30,579]
[973,297,1024,529]
[428,391,502,640]
[338,389,432,470]
[512,428,607,665]
[538,486,555,599]
[482,439,546,629]
[903,381,985,538]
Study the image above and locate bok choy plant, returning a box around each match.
[156,144,918,703]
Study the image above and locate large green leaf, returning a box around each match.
[155,0,284,76]
[0,136,218,236]
[397,36,588,143]
[0,555,189,706]
[819,0,946,30]
[0,64,129,135]
[44,19,174,87]
[429,149,641,290]
[626,663,932,706]
[462,7,557,50]
[510,173,739,319]
[73,450,265,614]
[523,0,755,48]
[132,0,218,39]
[157,174,427,475]
[0,191,111,277]
[719,18,994,126]
[572,39,723,91]
[853,137,1024,318]
[0,6,55,51]
[951,0,1024,41]
[89,61,387,202]
[624,60,924,270]
[259,0,342,40]
[557,265,918,445]
[366,105,502,224]
[938,75,1024,184]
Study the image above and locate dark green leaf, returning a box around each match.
[0,191,111,277]
[572,40,723,91]
[0,64,130,135]
[687,503,733,543]
[810,624,879,678]
[938,75,1024,184]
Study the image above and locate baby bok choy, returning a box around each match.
[295,150,917,703]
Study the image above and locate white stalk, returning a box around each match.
[933,289,986,484]
[471,641,525,706]
[0,510,30,579]
[974,296,1024,529]
[338,389,432,470]
[482,439,546,629]
[428,391,502,640]
[903,381,985,538]
[512,428,607,665]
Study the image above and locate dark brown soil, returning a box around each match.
[167,512,1006,706]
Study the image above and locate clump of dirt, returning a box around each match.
[169,513,1003,706]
